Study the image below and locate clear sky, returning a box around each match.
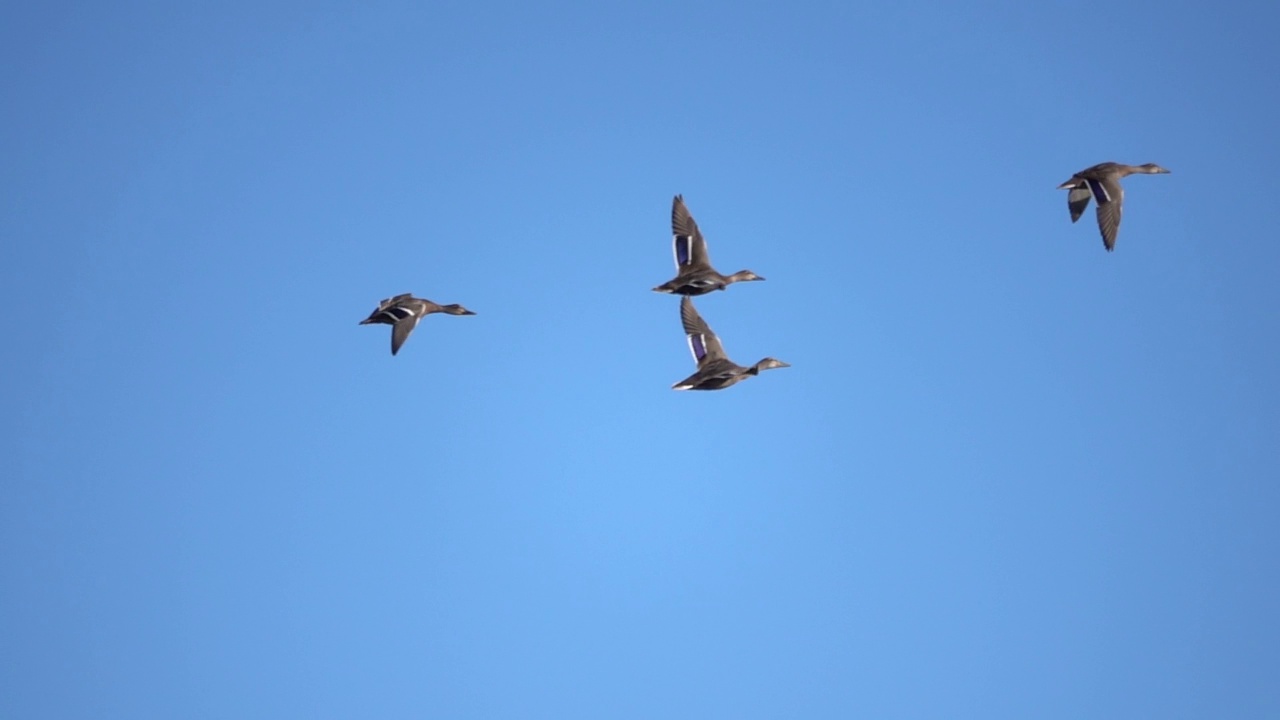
[4,2,1279,718]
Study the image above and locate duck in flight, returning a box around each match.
[1058,162,1170,251]
[359,293,475,356]
[652,195,765,295]
[671,296,789,391]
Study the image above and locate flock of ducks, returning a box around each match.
[653,195,789,391]
[360,162,1170,390]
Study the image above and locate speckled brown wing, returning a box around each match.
[672,195,711,270]
[1088,177,1124,251]
[679,296,726,366]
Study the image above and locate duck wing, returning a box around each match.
[390,313,422,355]
[680,296,727,366]
[672,195,711,271]
[1087,177,1124,251]
[1066,184,1092,223]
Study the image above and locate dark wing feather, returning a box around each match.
[1085,178,1113,204]
[386,305,416,321]
[363,294,416,324]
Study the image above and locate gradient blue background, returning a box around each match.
[4,2,1279,717]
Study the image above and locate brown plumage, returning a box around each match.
[671,296,789,391]
[652,195,765,295]
[359,293,475,356]
[1058,162,1170,251]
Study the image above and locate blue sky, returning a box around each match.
[4,1,1279,717]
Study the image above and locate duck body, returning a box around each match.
[672,356,784,391]
[1058,162,1170,251]
[359,293,476,355]
[652,195,764,296]
[652,269,736,296]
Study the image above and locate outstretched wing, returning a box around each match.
[680,296,726,366]
[672,195,711,270]
[390,313,422,355]
[1089,178,1124,251]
